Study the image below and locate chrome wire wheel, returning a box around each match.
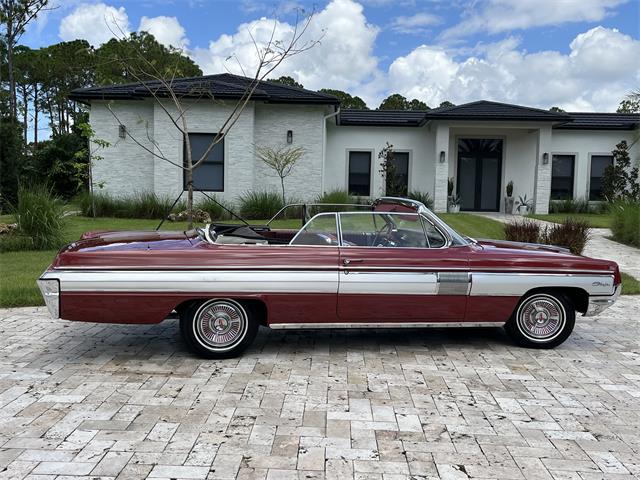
[193,299,248,352]
[516,294,566,343]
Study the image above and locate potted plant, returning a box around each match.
[504,181,515,214]
[447,177,454,205]
[515,194,533,215]
[447,194,461,213]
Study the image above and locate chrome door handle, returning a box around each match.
[343,258,363,265]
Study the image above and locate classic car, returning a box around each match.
[37,197,621,358]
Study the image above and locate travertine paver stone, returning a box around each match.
[0,298,639,479]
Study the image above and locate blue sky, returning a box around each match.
[21,0,640,111]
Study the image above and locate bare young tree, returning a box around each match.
[255,145,306,203]
[104,9,321,228]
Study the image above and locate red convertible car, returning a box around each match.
[38,197,621,358]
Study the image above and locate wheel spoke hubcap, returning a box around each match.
[196,301,246,349]
[518,296,565,341]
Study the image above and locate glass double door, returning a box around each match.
[457,138,503,212]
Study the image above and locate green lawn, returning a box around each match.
[0,212,636,308]
[528,213,613,228]
[621,272,640,295]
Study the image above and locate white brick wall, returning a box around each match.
[253,104,326,201]
[89,100,154,197]
[433,123,450,212]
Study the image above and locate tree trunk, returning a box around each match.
[280,177,286,205]
[186,168,194,229]
[7,24,17,118]
[33,84,38,146]
[21,85,28,147]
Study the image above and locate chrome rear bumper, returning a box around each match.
[584,284,621,317]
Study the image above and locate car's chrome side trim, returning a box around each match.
[269,321,506,329]
[470,273,615,297]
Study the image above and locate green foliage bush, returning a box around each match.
[79,191,177,219]
[0,117,24,213]
[238,191,284,219]
[407,190,434,209]
[6,185,65,251]
[611,201,640,247]
[549,198,609,214]
[316,189,354,204]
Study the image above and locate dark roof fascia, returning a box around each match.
[554,125,639,131]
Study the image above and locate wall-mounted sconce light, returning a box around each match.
[439,150,446,163]
[118,124,126,139]
[286,130,293,144]
[542,152,549,164]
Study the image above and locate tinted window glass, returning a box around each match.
[551,154,575,200]
[590,155,613,200]
[184,133,224,191]
[348,151,371,196]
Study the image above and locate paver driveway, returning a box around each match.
[1,298,639,480]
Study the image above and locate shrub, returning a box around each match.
[79,191,177,219]
[504,220,541,244]
[238,191,284,219]
[610,201,640,247]
[13,185,65,250]
[541,219,590,255]
[407,190,434,209]
[549,198,591,213]
[316,189,353,204]
[197,196,233,221]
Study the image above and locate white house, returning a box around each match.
[70,74,639,214]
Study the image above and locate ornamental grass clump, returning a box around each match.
[238,190,284,219]
[504,220,540,244]
[14,185,65,250]
[541,219,590,255]
[197,196,233,221]
[407,190,434,209]
[610,201,640,248]
[79,191,177,219]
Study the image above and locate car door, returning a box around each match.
[337,212,470,322]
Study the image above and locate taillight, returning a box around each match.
[613,265,622,285]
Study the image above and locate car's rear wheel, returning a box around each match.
[505,291,575,349]
[180,298,258,358]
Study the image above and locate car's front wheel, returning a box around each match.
[505,291,575,349]
[180,299,259,358]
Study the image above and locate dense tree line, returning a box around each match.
[0,0,201,210]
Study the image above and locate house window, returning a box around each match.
[184,133,224,192]
[550,154,575,200]
[348,151,371,196]
[388,151,409,197]
[589,155,613,200]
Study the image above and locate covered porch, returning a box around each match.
[431,121,556,214]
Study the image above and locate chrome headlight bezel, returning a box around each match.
[37,277,60,319]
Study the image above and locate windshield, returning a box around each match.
[418,206,469,246]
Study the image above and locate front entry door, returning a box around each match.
[457,138,503,211]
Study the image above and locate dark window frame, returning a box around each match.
[589,154,614,201]
[550,154,576,200]
[183,132,225,192]
[347,150,372,197]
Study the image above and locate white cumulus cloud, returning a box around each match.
[442,0,628,39]
[59,3,130,46]
[389,13,442,34]
[191,0,379,91]
[386,26,640,111]
[139,16,189,50]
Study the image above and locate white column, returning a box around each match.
[534,126,552,214]
[433,123,450,212]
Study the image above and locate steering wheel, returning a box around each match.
[372,222,393,246]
